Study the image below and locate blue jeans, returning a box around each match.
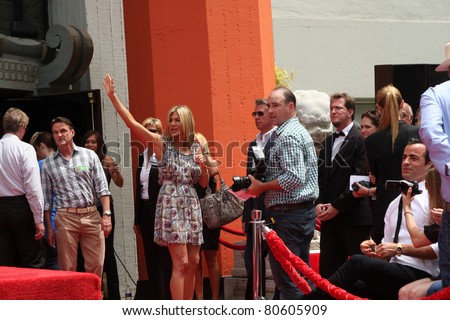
[439,207,450,288]
[426,280,442,296]
[267,206,315,299]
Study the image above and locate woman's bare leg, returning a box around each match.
[168,244,188,300]
[184,244,201,299]
[204,249,221,299]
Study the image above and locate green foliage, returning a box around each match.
[275,64,295,88]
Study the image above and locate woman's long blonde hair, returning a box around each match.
[166,105,196,147]
[425,165,444,211]
[376,84,403,152]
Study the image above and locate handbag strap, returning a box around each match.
[204,170,227,195]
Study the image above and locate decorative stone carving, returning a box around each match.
[294,89,332,154]
[38,25,93,92]
[0,24,93,96]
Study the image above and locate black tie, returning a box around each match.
[333,131,345,139]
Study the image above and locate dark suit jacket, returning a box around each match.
[364,122,419,239]
[317,124,371,226]
[134,153,161,226]
[242,133,275,230]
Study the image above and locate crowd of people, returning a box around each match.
[1,47,449,300]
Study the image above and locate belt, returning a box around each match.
[60,205,97,214]
[446,202,450,212]
[268,201,314,211]
[0,195,26,201]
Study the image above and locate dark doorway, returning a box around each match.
[374,64,448,118]
[0,90,102,145]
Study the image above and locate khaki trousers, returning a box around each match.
[55,209,105,279]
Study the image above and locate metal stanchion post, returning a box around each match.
[251,209,264,300]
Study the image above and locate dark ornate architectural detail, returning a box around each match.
[0,24,93,96]
[0,35,43,96]
[38,24,93,93]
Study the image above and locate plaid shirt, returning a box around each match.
[264,117,319,208]
[41,145,110,211]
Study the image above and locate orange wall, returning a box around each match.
[123,0,275,276]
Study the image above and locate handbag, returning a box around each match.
[200,172,244,229]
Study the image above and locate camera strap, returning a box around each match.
[393,197,403,244]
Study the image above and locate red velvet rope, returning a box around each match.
[218,225,245,250]
[218,222,450,300]
[221,225,246,237]
[265,229,366,300]
[219,238,245,250]
[265,231,311,294]
[420,285,450,300]
[315,218,321,231]
[218,220,449,300]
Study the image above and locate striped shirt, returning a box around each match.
[264,117,319,208]
[41,145,110,211]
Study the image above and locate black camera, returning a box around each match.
[385,179,422,196]
[352,180,371,192]
[231,176,253,191]
[231,146,266,192]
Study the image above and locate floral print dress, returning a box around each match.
[154,139,203,246]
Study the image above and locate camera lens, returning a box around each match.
[241,177,251,189]
[231,176,252,192]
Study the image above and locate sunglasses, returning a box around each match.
[251,111,265,118]
[148,129,160,133]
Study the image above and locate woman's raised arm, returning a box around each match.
[103,74,163,159]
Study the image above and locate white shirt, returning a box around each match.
[140,148,158,200]
[331,122,354,161]
[0,133,44,223]
[382,181,440,277]
[255,126,277,151]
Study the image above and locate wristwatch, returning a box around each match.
[396,243,403,256]
[103,210,112,216]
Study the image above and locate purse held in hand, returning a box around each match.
[200,173,244,229]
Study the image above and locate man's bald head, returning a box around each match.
[400,102,414,124]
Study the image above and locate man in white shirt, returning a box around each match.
[0,107,45,268]
[305,138,439,299]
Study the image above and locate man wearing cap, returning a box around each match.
[41,117,111,279]
[419,42,450,290]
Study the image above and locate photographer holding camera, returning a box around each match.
[239,98,276,300]
[305,139,439,300]
[246,87,319,300]
[315,93,371,278]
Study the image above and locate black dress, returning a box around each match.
[134,153,172,300]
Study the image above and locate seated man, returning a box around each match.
[305,139,439,300]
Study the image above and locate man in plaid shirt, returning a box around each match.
[247,87,319,299]
[41,117,111,279]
